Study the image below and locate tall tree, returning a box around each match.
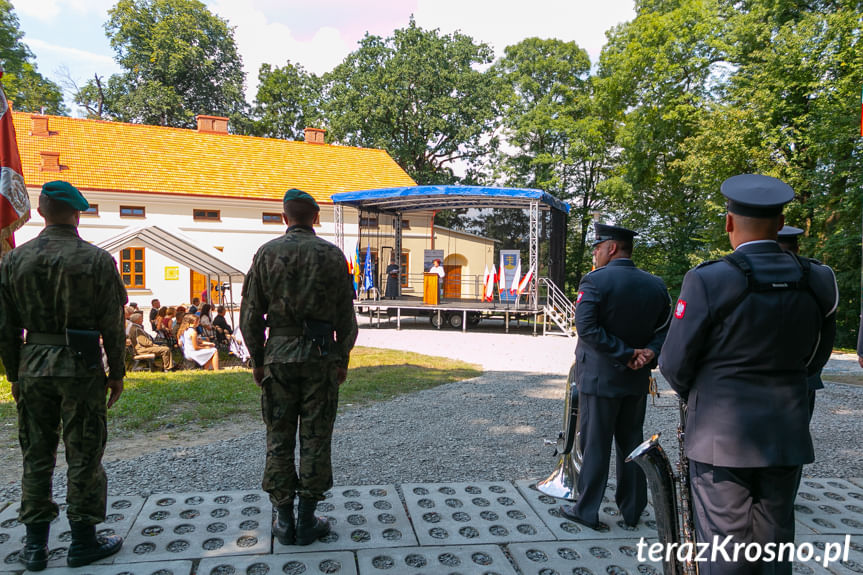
[78,0,246,128]
[0,0,65,114]
[250,61,322,140]
[494,38,613,289]
[675,0,863,345]
[323,18,503,185]
[596,0,728,291]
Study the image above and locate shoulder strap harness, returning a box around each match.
[716,251,825,322]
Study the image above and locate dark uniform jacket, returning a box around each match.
[240,226,358,369]
[574,258,672,397]
[659,241,838,468]
[0,225,127,380]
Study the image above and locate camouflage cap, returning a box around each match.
[283,188,318,209]
[41,180,89,211]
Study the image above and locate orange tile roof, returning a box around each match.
[12,112,416,204]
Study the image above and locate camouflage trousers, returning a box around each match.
[17,375,108,525]
[261,361,340,506]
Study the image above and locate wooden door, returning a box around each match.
[443,265,461,299]
[190,271,220,304]
[190,270,207,304]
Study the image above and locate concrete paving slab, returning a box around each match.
[272,485,417,553]
[198,552,357,575]
[516,480,658,541]
[402,481,554,546]
[509,539,664,575]
[792,535,863,575]
[795,479,863,535]
[357,544,517,575]
[0,496,145,570]
[116,490,270,564]
[35,559,193,575]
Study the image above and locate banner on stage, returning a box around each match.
[499,250,521,303]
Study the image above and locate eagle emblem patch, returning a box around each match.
[674,299,687,319]
[577,291,584,303]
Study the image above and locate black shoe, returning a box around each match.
[295,498,330,546]
[67,523,123,568]
[21,522,50,571]
[273,503,295,545]
[559,504,604,530]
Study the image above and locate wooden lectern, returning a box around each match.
[423,273,439,305]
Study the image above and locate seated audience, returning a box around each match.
[180,314,219,370]
[172,307,186,338]
[212,305,233,344]
[149,298,161,331]
[128,312,175,371]
[162,307,176,331]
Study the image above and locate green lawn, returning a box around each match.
[0,346,481,436]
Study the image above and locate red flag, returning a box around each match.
[0,69,30,255]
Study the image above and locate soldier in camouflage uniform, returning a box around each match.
[0,181,127,570]
[240,188,357,546]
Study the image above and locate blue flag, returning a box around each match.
[363,245,374,291]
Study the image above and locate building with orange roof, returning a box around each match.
[12,112,495,318]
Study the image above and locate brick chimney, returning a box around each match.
[32,115,50,137]
[40,151,60,172]
[196,115,229,134]
[304,127,326,144]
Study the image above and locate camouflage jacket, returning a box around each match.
[240,225,357,368]
[0,225,128,380]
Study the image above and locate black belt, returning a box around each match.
[25,332,67,345]
[269,327,304,337]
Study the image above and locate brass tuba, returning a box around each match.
[537,360,583,500]
[627,400,698,575]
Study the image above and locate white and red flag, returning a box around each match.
[516,264,535,296]
[0,68,29,255]
[509,259,521,295]
[498,252,506,297]
[485,264,497,301]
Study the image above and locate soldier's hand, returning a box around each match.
[106,378,124,408]
[10,382,19,403]
[253,367,266,387]
[858,355,863,369]
[337,367,348,385]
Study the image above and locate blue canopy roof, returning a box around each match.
[331,185,570,214]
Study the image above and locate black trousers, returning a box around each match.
[572,392,647,525]
[690,460,800,575]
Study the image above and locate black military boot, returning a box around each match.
[295,498,330,545]
[272,502,295,545]
[21,522,50,571]
[66,522,123,567]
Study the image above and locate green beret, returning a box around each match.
[283,188,318,209]
[41,180,89,211]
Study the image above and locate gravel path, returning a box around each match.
[1,322,861,501]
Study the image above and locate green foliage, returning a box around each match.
[79,0,246,127]
[596,0,729,292]
[0,0,65,114]
[250,61,323,140]
[494,38,614,287]
[323,18,503,184]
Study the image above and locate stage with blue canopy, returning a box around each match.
[330,185,570,306]
[330,185,570,214]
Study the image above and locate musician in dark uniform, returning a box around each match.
[659,174,838,575]
[777,225,825,421]
[559,223,672,529]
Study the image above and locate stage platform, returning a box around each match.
[1,478,860,574]
[355,297,545,333]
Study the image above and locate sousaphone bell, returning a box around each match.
[537,360,583,500]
